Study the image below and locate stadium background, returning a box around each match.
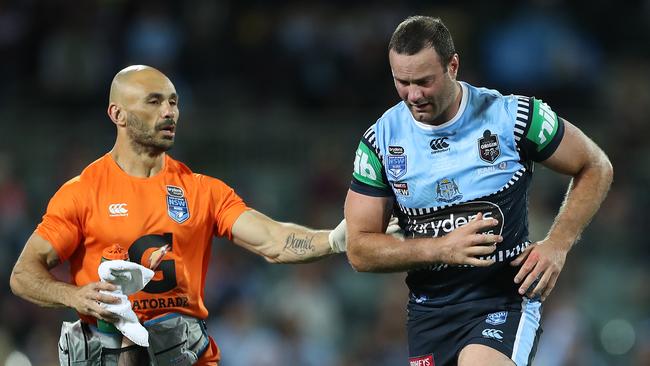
[0,0,648,365]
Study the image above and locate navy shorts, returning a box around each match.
[407,297,542,366]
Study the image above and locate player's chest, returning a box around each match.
[382,125,517,206]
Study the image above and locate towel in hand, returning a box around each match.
[98,260,155,346]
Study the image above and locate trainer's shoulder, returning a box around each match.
[192,172,233,189]
[62,155,111,192]
[57,175,83,194]
[164,155,194,175]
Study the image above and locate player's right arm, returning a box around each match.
[344,190,502,272]
[10,233,120,322]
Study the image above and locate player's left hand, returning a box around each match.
[511,239,569,301]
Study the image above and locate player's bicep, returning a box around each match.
[540,119,598,176]
[344,189,393,235]
[15,233,61,271]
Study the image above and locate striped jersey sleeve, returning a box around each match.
[513,96,565,162]
[350,125,393,197]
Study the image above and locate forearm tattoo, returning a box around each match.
[284,233,316,256]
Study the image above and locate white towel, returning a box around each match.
[98,260,155,347]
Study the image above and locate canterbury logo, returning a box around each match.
[429,137,450,151]
[481,328,503,340]
[108,203,128,217]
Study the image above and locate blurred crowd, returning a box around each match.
[1,0,649,365]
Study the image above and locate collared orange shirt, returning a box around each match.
[36,153,248,363]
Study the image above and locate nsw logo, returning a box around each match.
[387,155,407,179]
[108,203,128,217]
[486,311,508,325]
[481,328,504,340]
[167,194,190,224]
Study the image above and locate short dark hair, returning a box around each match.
[389,16,456,66]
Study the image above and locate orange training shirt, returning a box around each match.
[36,153,248,325]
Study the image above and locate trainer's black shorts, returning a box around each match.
[407,297,543,366]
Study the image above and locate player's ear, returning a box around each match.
[107,104,126,127]
[447,53,459,79]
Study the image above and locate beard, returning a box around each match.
[408,81,458,125]
[126,114,175,154]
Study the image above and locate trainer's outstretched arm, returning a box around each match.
[231,209,344,263]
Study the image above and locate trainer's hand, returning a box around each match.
[329,217,403,253]
[328,219,348,253]
[435,213,502,267]
[385,217,404,239]
[69,282,121,323]
[511,239,568,301]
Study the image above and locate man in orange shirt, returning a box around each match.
[9,65,354,365]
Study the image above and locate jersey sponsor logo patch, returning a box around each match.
[409,354,434,366]
[475,161,508,176]
[435,178,462,203]
[392,181,409,196]
[486,311,508,325]
[429,137,450,154]
[108,203,128,217]
[478,130,500,163]
[353,142,387,189]
[527,99,558,151]
[166,185,185,197]
[481,328,504,340]
[167,196,190,224]
[388,145,404,155]
[410,201,504,238]
[387,155,407,179]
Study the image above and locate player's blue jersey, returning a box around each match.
[350,81,565,305]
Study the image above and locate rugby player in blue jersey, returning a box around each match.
[344,16,612,366]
